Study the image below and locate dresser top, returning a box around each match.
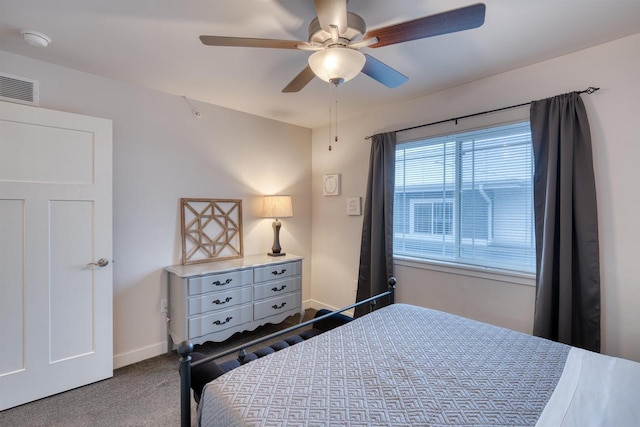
[165,253,303,278]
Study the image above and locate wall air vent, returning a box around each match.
[0,72,39,106]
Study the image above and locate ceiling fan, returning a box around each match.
[200,1,486,92]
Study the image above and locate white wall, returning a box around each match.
[311,34,640,362]
[0,50,312,367]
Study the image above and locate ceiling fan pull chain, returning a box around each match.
[334,85,339,146]
[328,82,333,151]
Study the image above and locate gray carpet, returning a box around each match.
[0,312,313,427]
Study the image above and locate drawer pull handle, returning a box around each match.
[212,278,232,286]
[271,285,287,292]
[213,316,233,326]
[212,297,232,305]
[271,269,287,276]
[272,302,287,310]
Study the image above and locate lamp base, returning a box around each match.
[269,219,286,257]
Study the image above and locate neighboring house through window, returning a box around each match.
[410,199,454,237]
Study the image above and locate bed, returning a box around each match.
[178,279,640,426]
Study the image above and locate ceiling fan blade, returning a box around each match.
[200,35,303,49]
[361,54,408,88]
[364,3,486,48]
[282,66,316,93]
[313,0,348,34]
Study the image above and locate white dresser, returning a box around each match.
[166,254,303,347]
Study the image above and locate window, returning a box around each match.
[394,121,535,274]
[410,199,454,237]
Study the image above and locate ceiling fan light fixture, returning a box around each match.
[308,47,365,85]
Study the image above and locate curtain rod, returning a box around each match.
[364,86,600,140]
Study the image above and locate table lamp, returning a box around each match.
[263,195,293,257]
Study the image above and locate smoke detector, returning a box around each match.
[20,30,51,48]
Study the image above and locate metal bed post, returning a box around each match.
[387,276,396,304]
[178,341,194,427]
[371,276,397,312]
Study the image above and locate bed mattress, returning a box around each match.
[197,303,640,426]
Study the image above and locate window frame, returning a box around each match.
[393,109,536,281]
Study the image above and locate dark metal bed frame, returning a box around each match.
[177,277,396,427]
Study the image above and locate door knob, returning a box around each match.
[87,258,109,268]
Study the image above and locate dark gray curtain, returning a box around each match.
[530,92,601,352]
[354,132,396,318]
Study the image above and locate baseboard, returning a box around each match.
[304,299,328,311]
[113,341,167,369]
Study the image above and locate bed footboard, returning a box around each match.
[178,276,396,427]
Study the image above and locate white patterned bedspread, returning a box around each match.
[197,303,638,426]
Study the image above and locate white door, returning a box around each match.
[0,101,113,410]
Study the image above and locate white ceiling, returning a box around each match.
[1,0,639,129]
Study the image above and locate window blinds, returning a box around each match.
[394,121,535,273]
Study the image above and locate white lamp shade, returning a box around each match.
[308,47,366,84]
[263,195,293,219]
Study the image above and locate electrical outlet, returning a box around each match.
[160,299,168,313]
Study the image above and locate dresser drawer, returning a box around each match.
[253,276,301,301]
[254,292,301,321]
[188,286,252,316]
[253,261,301,283]
[188,269,252,296]
[189,304,253,339]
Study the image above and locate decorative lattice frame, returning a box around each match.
[180,198,244,265]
